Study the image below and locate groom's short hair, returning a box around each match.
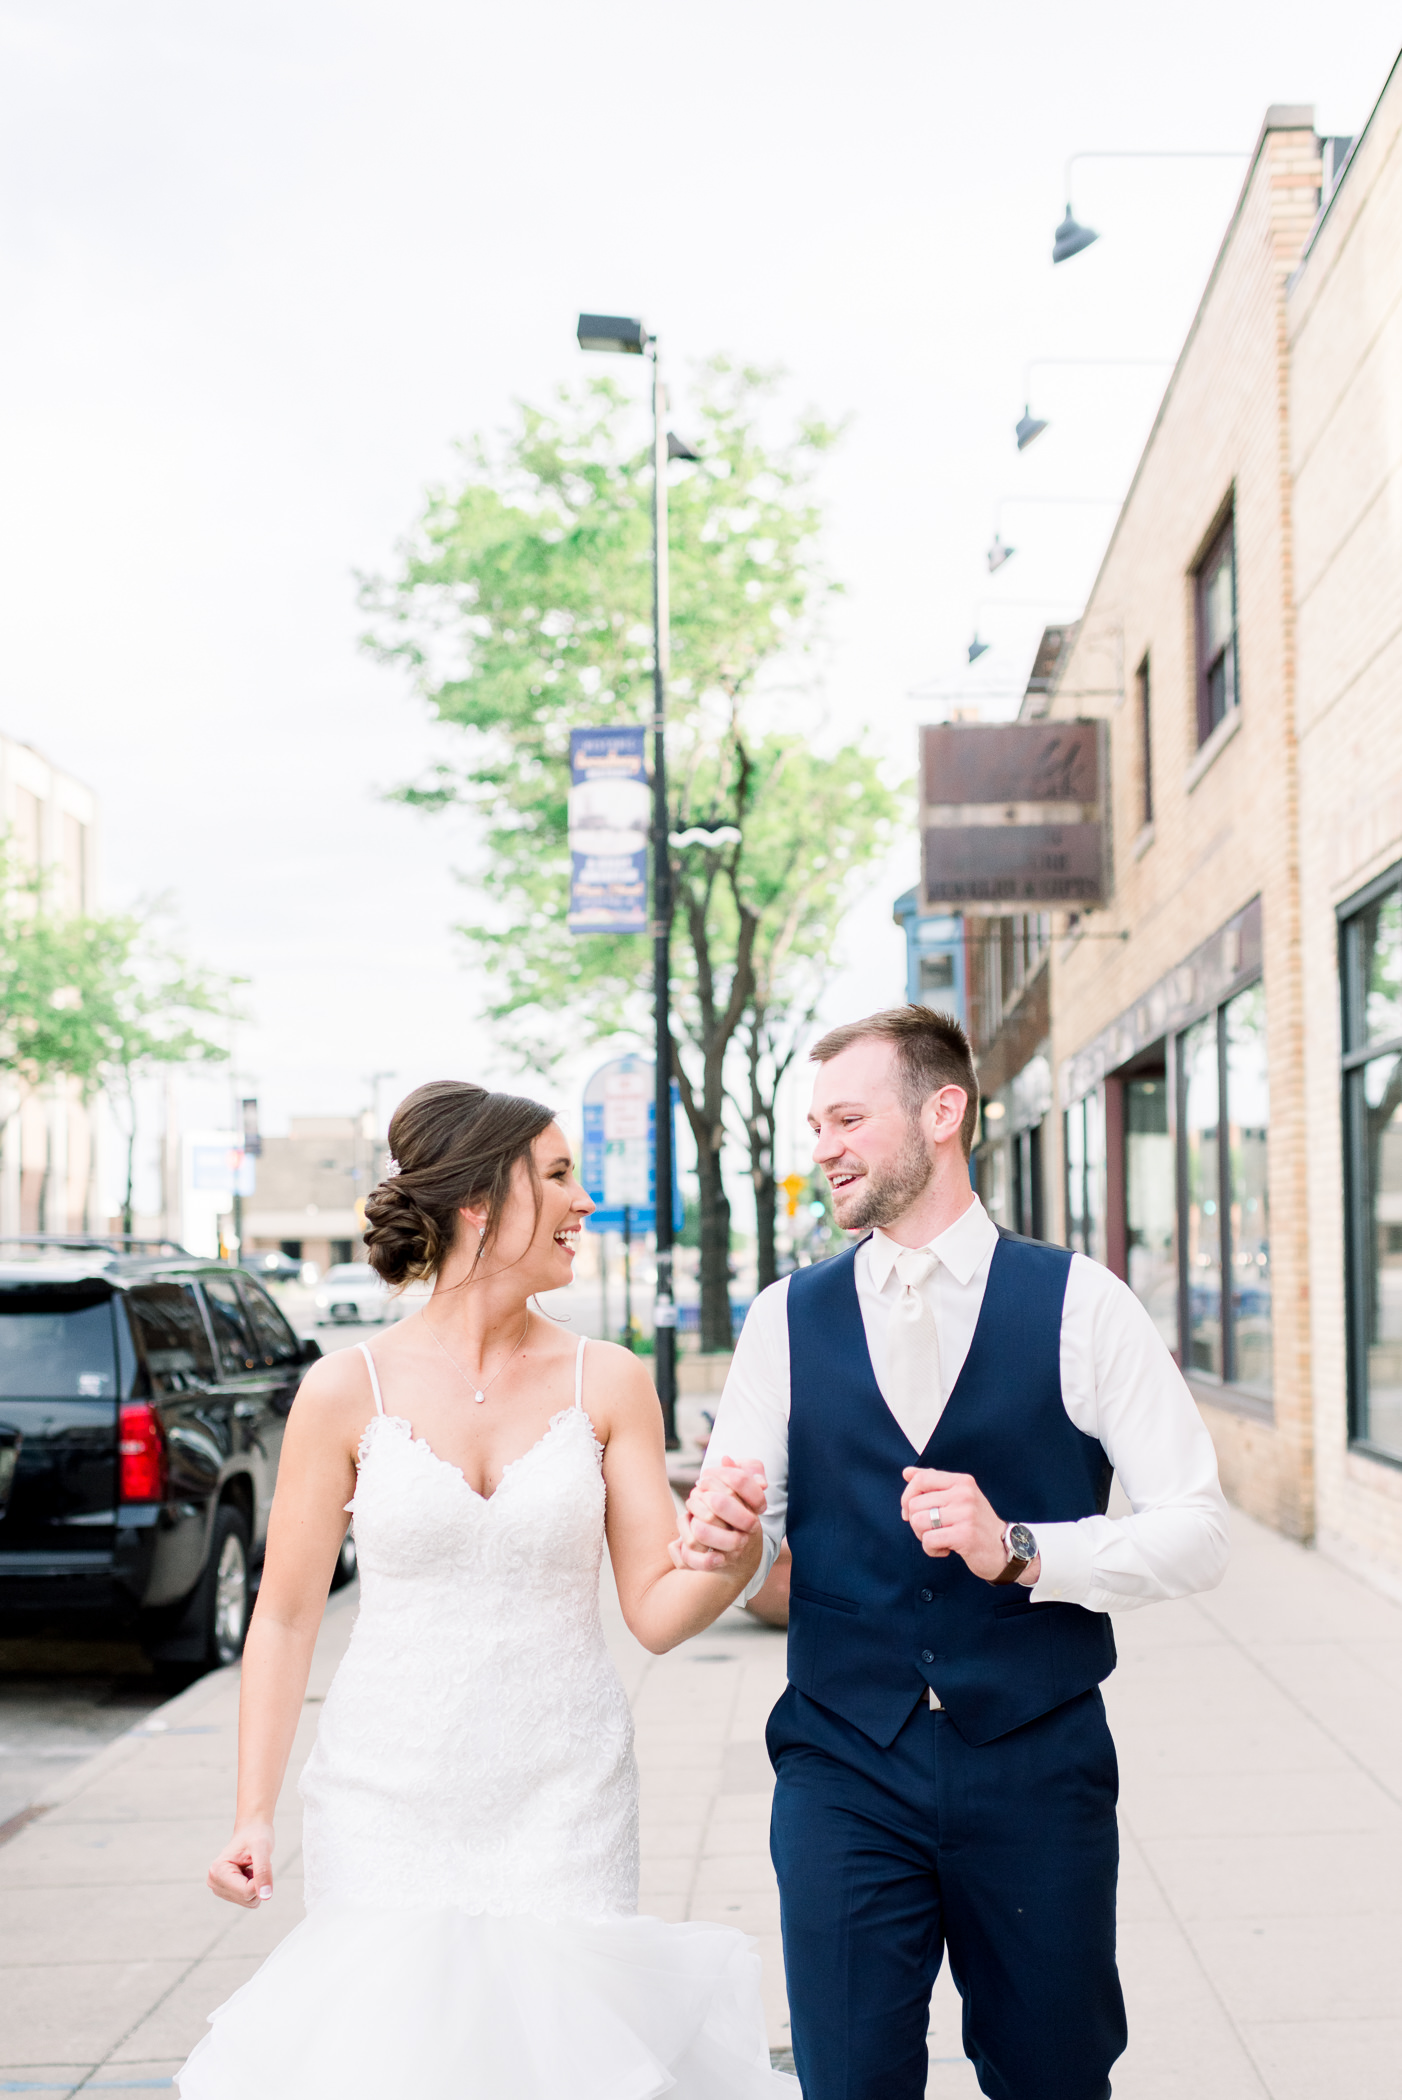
[810,1005,980,1157]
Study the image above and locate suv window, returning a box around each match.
[201,1274,257,1376]
[127,1283,216,1393]
[0,1282,117,1399]
[236,1275,301,1366]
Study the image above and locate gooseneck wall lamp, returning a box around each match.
[985,494,1122,573]
[1014,356,1174,450]
[575,311,696,1447]
[1052,149,1249,264]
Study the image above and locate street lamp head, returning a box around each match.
[577,313,647,354]
[1052,206,1099,264]
[1049,203,1091,264]
[968,634,991,664]
[1015,406,1049,451]
[667,431,701,461]
[987,534,1015,573]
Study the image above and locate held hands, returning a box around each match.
[669,1457,767,1574]
[207,1821,276,1909]
[900,1468,1039,1586]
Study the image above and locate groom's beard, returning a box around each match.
[834,1121,934,1233]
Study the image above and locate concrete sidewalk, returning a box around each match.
[1,1506,1399,2096]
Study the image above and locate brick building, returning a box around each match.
[241,1115,381,1273]
[0,733,101,1236]
[954,77,1402,1594]
[1037,106,1323,1542]
[1290,56,1402,1590]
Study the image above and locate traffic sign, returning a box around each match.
[581,1055,683,1234]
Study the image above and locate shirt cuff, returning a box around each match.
[737,1525,780,1604]
[1026,1519,1097,1607]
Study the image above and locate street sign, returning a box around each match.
[568,726,650,933]
[240,1097,262,1158]
[581,1055,683,1234]
[920,721,1106,907]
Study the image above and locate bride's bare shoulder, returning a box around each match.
[580,1338,663,1438]
[286,1343,379,1442]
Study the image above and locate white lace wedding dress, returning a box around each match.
[177,1337,795,2100]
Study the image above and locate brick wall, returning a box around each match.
[1290,57,1402,1588]
[1045,116,1322,1538]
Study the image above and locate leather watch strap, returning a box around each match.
[990,1554,1031,1587]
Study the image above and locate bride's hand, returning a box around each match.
[207,1821,276,1908]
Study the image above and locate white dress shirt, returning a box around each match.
[702,1197,1230,1614]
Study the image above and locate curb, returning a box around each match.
[0,1662,240,1850]
[0,1584,359,1847]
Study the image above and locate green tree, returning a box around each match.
[363,361,898,1348]
[731,741,902,1290]
[0,855,239,1232]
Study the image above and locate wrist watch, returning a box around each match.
[990,1522,1038,1587]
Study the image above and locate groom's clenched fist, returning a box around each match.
[670,1457,767,1574]
[900,1467,1039,1586]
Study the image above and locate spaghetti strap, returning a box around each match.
[574,1335,587,1410]
[358,1341,386,1416]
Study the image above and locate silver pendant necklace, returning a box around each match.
[420,1307,531,1404]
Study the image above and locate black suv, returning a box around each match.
[0,1239,335,1674]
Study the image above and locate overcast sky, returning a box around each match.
[3,1,1399,1183]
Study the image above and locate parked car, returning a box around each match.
[239,1250,304,1285]
[313,1262,394,1326]
[0,1239,351,1677]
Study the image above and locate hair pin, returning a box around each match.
[385,1158,402,1178]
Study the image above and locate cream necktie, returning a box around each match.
[884,1246,944,1454]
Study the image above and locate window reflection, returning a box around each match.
[1182,1015,1222,1376]
[1064,1091,1106,1266]
[1361,890,1402,1049]
[1360,1053,1402,1458]
[1126,1078,1177,1356]
[1225,984,1271,1392]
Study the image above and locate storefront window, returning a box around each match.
[1125,1077,1177,1356]
[1341,870,1402,1460]
[1225,984,1271,1392]
[1181,1016,1222,1376]
[1064,1090,1105,1266]
[1177,983,1272,1392]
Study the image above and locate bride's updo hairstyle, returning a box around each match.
[362,1080,555,1288]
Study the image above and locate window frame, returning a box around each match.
[1135,653,1153,829]
[1194,505,1238,749]
[1338,861,1402,1466]
[1173,975,1271,1401]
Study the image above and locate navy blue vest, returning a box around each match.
[785,1231,1116,1748]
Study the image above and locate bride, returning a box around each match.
[181,1080,793,2099]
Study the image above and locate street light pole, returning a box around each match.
[647,335,679,1446]
[577,313,681,1446]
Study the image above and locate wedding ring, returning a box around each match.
[928,1506,942,1530]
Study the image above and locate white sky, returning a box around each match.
[2,1,1398,1186]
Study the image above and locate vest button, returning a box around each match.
[920,1588,933,1602]
[920,1649,934,1664]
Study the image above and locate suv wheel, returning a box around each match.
[329,1524,357,1593]
[141,1502,252,1682]
[208,1509,251,1664]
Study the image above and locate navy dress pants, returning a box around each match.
[767,1684,1127,2100]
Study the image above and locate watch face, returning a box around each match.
[1007,1523,1038,1562]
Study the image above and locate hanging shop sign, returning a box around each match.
[920,721,1106,908]
[567,726,650,933]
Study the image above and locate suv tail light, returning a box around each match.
[119,1402,168,1503]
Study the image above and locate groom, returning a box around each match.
[678,1004,1229,2100]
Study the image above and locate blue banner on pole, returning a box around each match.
[580,1056,683,1235]
[568,726,650,934]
